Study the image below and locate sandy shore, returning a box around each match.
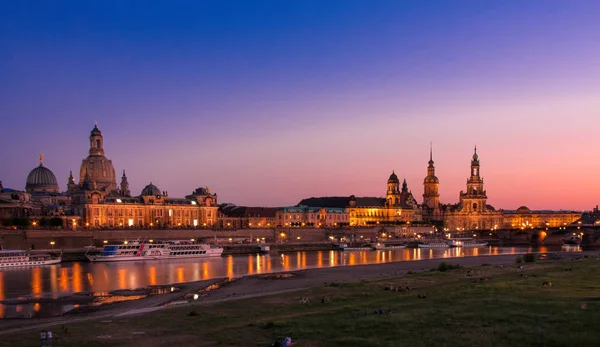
[0,251,589,334]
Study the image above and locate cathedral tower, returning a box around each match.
[386,171,400,207]
[423,144,440,211]
[459,146,487,213]
[67,170,76,193]
[120,170,131,197]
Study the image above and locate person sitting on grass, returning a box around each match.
[272,336,293,347]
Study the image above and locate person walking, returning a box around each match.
[39,330,47,347]
[46,330,53,346]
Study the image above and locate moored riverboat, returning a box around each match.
[0,250,61,268]
[86,241,223,262]
[447,238,488,248]
[563,234,582,245]
[417,241,449,248]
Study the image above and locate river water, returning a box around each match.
[0,245,575,319]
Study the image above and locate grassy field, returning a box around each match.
[5,257,600,347]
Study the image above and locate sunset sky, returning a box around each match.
[1,1,599,210]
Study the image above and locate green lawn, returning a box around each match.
[5,257,600,347]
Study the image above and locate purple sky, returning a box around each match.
[1,1,600,210]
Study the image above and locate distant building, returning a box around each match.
[503,206,582,229]
[0,128,588,232]
[277,206,348,228]
[297,174,421,227]
[0,181,35,220]
[298,146,583,232]
[218,205,279,228]
[439,148,504,231]
[67,125,218,228]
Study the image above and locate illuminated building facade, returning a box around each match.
[422,146,441,221]
[277,206,349,227]
[218,205,279,229]
[502,206,581,229]
[67,125,218,228]
[297,175,422,226]
[440,148,504,231]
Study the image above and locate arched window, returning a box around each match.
[473,203,477,210]
[96,139,101,148]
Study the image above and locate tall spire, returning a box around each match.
[120,170,130,197]
[428,143,434,166]
[430,142,433,161]
[39,153,43,166]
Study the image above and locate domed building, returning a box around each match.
[67,124,219,228]
[141,183,161,196]
[79,124,117,194]
[25,154,59,194]
[21,154,73,218]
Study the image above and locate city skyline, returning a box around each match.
[2,1,600,210]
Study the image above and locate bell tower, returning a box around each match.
[459,146,487,213]
[120,170,131,197]
[423,144,440,211]
[89,123,104,156]
[67,170,76,193]
[386,171,400,207]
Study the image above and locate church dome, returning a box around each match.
[79,156,116,191]
[26,164,59,193]
[517,206,531,214]
[79,124,117,193]
[388,171,399,183]
[141,183,161,196]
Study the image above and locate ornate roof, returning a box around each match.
[91,124,102,136]
[141,183,161,196]
[388,171,399,183]
[26,160,59,193]
[298,196,386,208]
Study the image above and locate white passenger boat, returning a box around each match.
[418,241,449,248]
[371,242,386,250]
[370,243,407,250]
[86,241,224,262]
[447,238,488,248]
[0,250,61,268]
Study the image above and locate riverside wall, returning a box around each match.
[0,227,386,251]
[0,227,593,251]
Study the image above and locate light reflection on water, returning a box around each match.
[0,245,573,317]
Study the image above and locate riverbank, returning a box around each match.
[3,251,599,346]
[0,250,593,337]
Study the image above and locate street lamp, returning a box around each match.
[50,241,55,249]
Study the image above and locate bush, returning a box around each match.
[437,262,462,272]
[523,253,536,263]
